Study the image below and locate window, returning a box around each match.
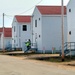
[14,26,15,32]
[39,35,40,38]
[69,9,71,12]
[69,31,71,35]
[19,26,21,37]
[35,20,37,27]
[14,40,15,43]
[39,18,40,20]
[23,25,27,31]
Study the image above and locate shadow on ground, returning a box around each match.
[30,56,75,63]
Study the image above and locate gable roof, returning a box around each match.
[36,6,66,15]
[0,28,12,37]
[15,15,31,23]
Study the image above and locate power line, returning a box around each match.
[4,14,13,19]
[5,0,42,16]
[4,14,14,17]
[0,0,43,26]
[19,0,42,15]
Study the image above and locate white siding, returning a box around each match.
[32,6,67,51]
[0,33,2,49]
[12,18,18,48]
[4,37,12,48]
[1,33,12,49]
[32,7,42,50]
[0,38,1,48]
[67,0,75,42]
[12,17,31,49]
[20,23,31,48]
[42,15,67,50]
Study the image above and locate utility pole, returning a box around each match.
[3,13,5,52]
[61,0,64,61]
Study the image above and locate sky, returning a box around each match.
[0,0,70,27]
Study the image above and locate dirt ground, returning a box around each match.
[2,51,75,71]
[12,53,75,71]
[0,53,75,75]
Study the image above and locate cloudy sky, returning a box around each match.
[0,0,69,27]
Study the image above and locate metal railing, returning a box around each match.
[64,42,75,50]
[60,42,75,56]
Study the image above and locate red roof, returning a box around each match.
[0,28,3,32]
[37,6,66,15]
[0,28,12,37]
[15,16,31,23]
